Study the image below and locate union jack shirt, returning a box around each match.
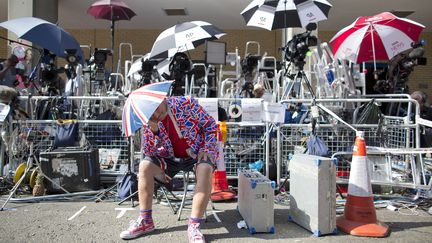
[141,96,219,160]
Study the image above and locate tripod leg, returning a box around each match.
[118,190,138,206]
[300,71,316,98]
[94,183,118,202]
[1,155,32,210]
[281,72,301,99]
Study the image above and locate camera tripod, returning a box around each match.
[281,63,316,100]
[0,132,69,211]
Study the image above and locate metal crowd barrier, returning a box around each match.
[332,148,432,190]
[6,119,128,174]
[223,122,267,178]
[4,95,430,191]
[276,98,428,190]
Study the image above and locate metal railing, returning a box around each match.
[2,96,430,191]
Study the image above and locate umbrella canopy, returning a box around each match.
[149,21,226,59]
[87,0,136,21]
[0,17,84,63]
[122,81,173,137]
[330,12,425,69]
[241,0,332,30]
[87,0,136,53]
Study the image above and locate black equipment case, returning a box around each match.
[39,148,100,193]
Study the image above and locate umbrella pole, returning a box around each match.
[284,0,288,44]
[111,19,115,71]
[370,23,377,71]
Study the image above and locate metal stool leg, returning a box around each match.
[177,171,191,220]
[159,186,177,214]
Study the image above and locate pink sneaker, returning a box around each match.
[120,218,155,240]
[188,222,205,243]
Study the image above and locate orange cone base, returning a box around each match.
[337,216,390,237]
[211,191,236,202]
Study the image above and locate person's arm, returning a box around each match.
[188,97,218,162]
[141,123,169,157]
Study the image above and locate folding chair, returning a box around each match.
[154,167,196,221]
[118,160,214,221]
[159,168,215,221]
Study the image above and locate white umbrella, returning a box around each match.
[241,0,332,30]
[149,21,226,59]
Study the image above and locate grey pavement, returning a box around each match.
[0,196,431,242]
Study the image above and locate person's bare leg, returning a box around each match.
[190,163,213,219]
[139,160,163,210]
[120,160,163,240]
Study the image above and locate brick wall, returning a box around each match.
[66,28,283,64]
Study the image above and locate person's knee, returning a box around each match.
[195,163,213,184]
[139,160,157,175]
[196,162,213,174]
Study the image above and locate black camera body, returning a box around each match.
[40,52,60,87]
[65,49,80,66]
[93,48,112,66]
[283,23,318,68]
[241,54,260,77]
[170,54,191,74]
[168,52,192,95]
[90,48,112,82]
[374,41,427,94]
[138,59,159,86]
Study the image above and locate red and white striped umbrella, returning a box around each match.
[330,12,425,69]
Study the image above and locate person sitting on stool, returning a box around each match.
[120,96,218,243]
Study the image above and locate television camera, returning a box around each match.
[167,52,192,95]
[64,49,80,80]
[241,54,260,79]
[90,48,112,82]
[374,41,427,94]
[39,50,64,95]
[282,23,318,68]
[139,59,159,86]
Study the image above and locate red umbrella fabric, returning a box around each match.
[87,0,136,21]
[87,0,136,55]
[330,12,425,69]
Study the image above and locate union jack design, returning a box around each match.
[141,96,219,161]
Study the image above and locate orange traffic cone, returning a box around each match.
[211,123,236,201]
[336,131,390,237]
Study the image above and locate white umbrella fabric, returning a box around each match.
[241,0,332,30]
[149,21,226,59]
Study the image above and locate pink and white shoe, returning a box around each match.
[188,222,205,243]
[120,218,155,240]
